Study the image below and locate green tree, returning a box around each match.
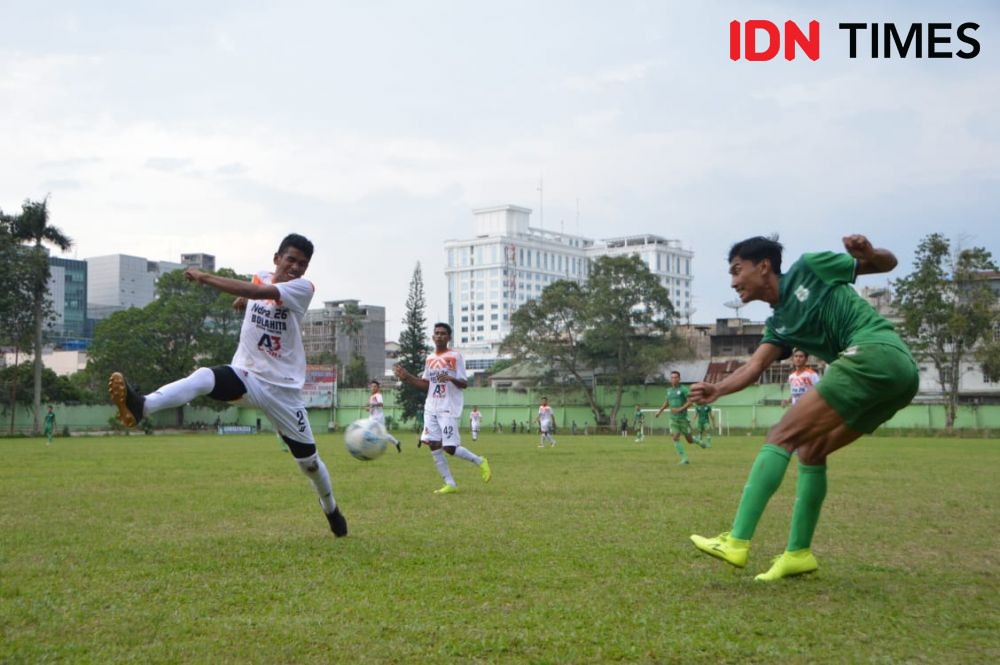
[503,256,679,426]
[582,255,678,425]
[0,215,38,432]
[344,353,369,388]
[339,302,369,388]
[396,262,429,422]
[9,198,72,434]
[86,267,249,423]
[893,234,998,431]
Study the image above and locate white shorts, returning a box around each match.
[231,367,314,444]
[370,411,385,425]
[540,423,553,434]
[422,412,460,448]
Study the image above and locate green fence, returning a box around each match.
[5,383,1000,436]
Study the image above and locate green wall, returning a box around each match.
[6,384,1000,435]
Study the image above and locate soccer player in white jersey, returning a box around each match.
[108,234,347,537]
[394,322,492,494]
[469,406,482,441]
[536,397,557,447]
[782,349,821,407]
[368,380,401,453]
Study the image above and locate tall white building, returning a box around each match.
[444,205,694,372]
[86,254,185,318]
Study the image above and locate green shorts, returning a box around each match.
[695,419,711,431]
[815,344,919,434]
[669,418,692,436]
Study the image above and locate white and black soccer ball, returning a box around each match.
[344,419,389,461]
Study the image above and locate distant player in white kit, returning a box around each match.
[108,234,347,537]
[783,349,821,407]
[394,322,492,494]
[368,380,401,453]
[469,406,482,441]
[537,396,557,448]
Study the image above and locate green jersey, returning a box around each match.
[666,386,690,421]
[633,410,645,425]
[44,412,55,429]
[694,404,712,424]
[760,252,910,363]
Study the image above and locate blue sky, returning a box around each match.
[2,1,997,337]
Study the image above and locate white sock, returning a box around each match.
[296,453,336,513]
[387,433,400,445]
[452,446,482,466]
[431,449,456,486]
[144,367,214,415]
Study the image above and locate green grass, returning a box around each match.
[2,432,998,663]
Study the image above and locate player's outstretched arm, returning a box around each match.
[690,343,784,404]
[843,235,897,275]
[185,268,280,300]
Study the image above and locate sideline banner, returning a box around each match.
[303,365,337,408]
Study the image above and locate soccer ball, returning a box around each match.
[344,419,389,461]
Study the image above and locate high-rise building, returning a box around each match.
[302,300,386,383]
[181,253,216,271]
[444,205,694,373]
[85,254,185,319]
[46,257,88,343]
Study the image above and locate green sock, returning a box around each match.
[674,441,687,460]
[730,444,791,541]
[787,463,827,551]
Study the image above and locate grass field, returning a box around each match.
[2,431,998,663]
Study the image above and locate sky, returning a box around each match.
[2,1,998,338]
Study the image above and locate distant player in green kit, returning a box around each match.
[43,406,56,445]
[689,235,917,582]
[693,404,714,448]
[655,371,708,464]
[632,405,645,442]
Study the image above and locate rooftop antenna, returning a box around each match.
[537,174,543,230]
[723,299,744,319]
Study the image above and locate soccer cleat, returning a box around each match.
[108,372,145,428]
[394,440,402,453]
[754,549,818,582]
[679,459,690,465]
[479,457,492,483]
[325,506,348,537]
[433,484,458,494]
[690,532,750,568]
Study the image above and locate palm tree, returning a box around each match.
[12,198,72,434]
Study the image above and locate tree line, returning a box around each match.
[2,196,996,435]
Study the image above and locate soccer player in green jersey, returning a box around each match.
[43,406,56,445]
[689,235,918,581]
[633,405,645,442]
[655,371,708,464]
[693,404,714,448]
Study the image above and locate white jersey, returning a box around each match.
[788,368,821,405]
[538,405,554,430]
[421,349,466,416]
[369,392,385,423]
[231,271,314,389]
[470,410,482,431]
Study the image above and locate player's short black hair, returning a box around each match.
[370,380,380,387]
[670,370,681,377]
[792,348,808,358]
[433,322,452,336]
[277,233,314,260]
[728,235,783,275]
